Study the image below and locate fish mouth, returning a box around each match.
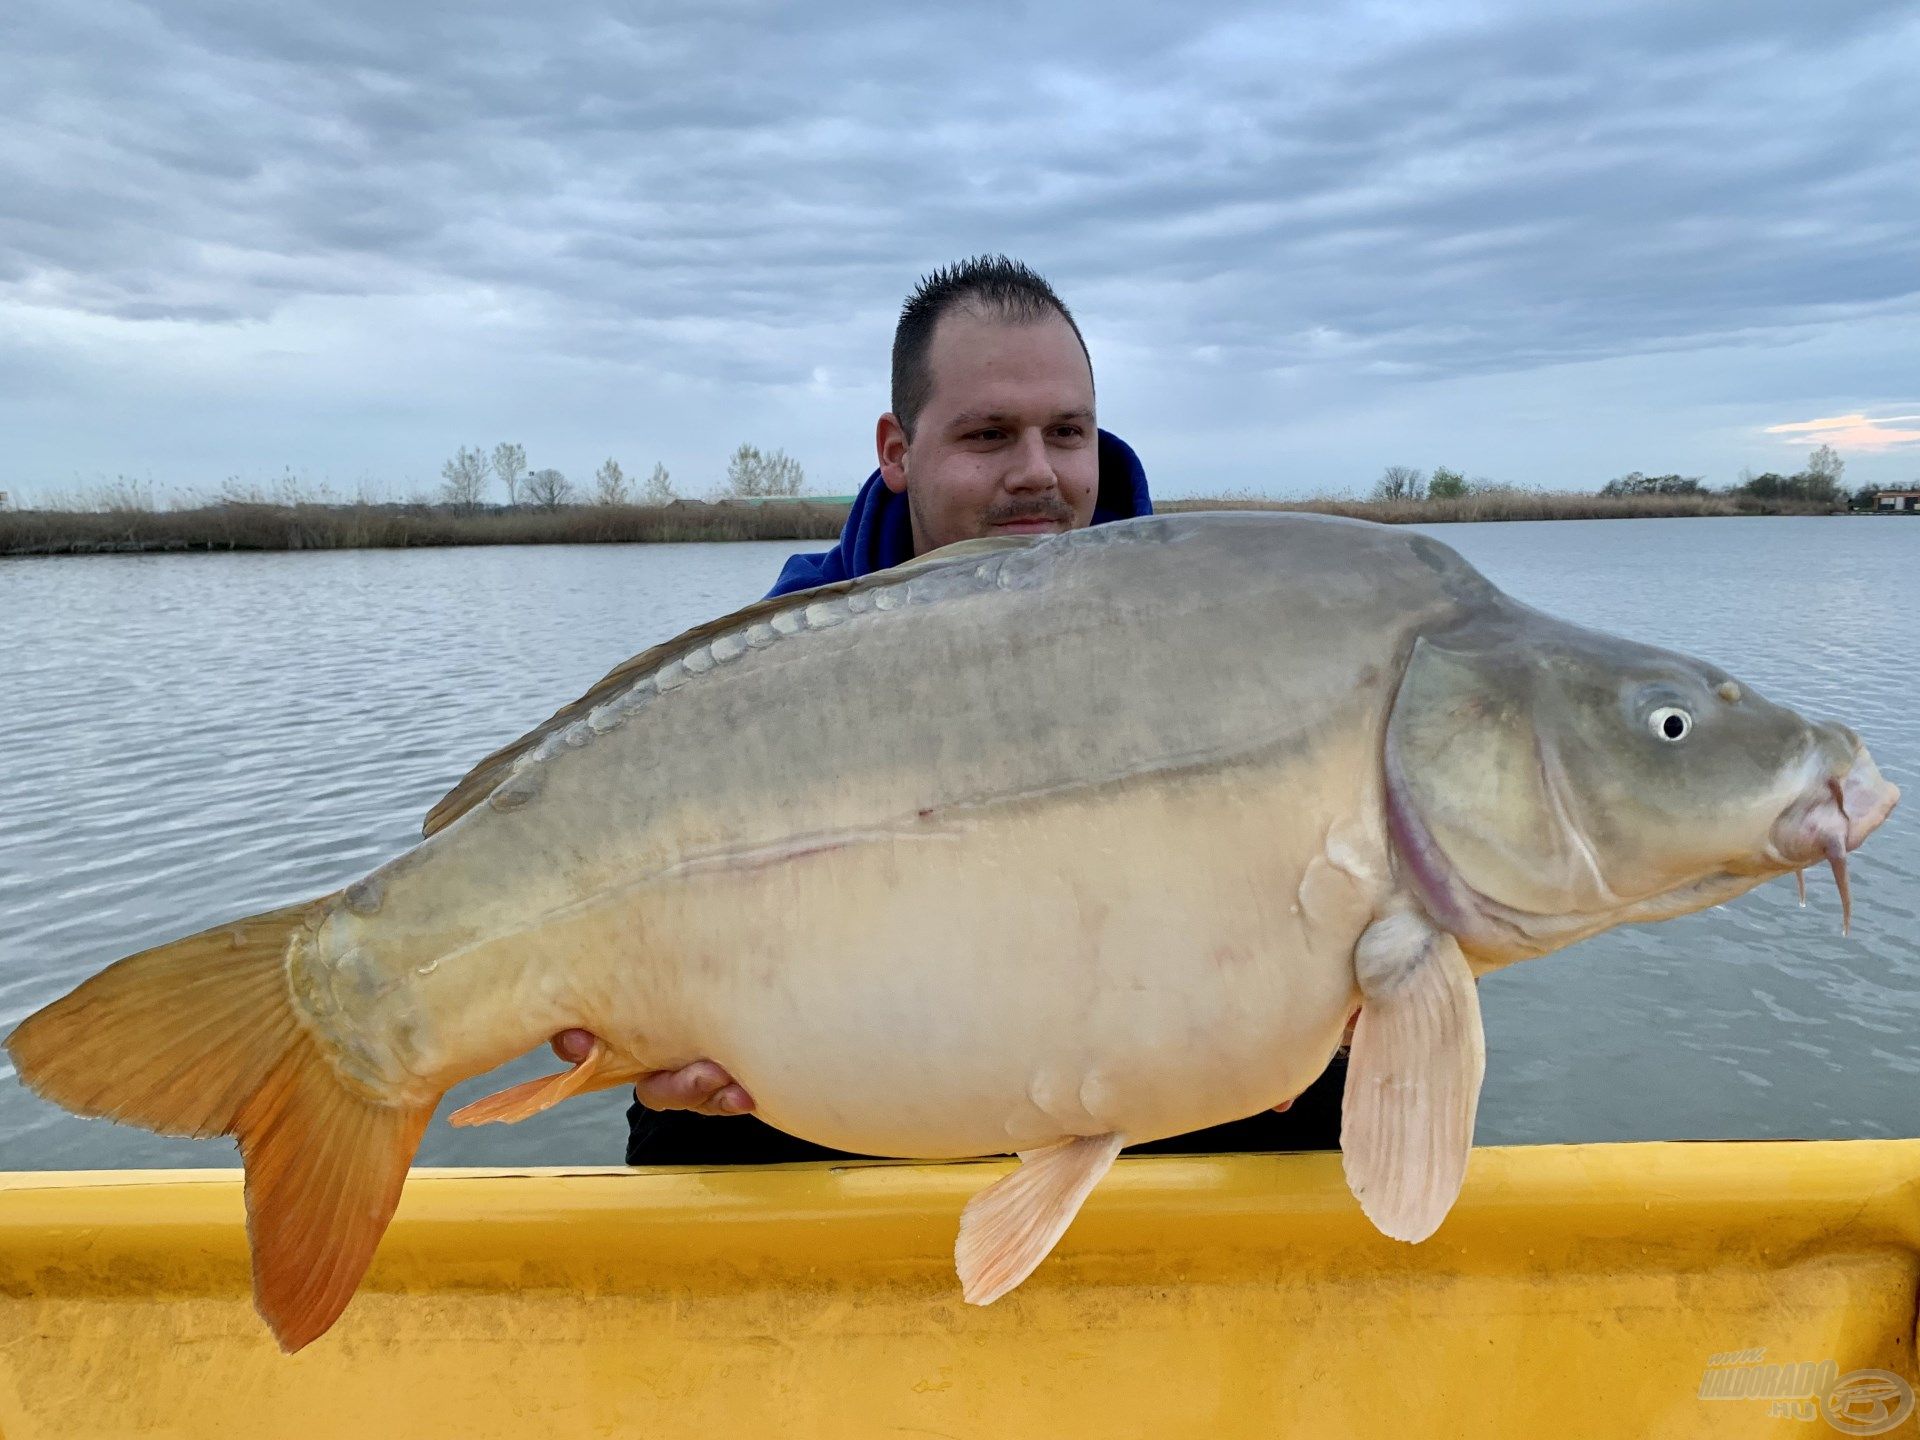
[1767,736,1900,936]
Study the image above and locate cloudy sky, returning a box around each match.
[3,0,1916,504]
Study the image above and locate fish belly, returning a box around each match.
[613,768,1382,1157]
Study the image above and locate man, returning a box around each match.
[552,255,1346,1162]
[761,255,1151,596]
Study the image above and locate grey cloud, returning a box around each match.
[1,0,1916,485]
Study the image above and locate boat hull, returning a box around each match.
[2,1141,1916,1438]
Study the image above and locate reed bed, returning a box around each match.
[1163,490,1835,523]
[0,500,852,556]
[3,488,1841,557]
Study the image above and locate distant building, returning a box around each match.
[1874,488,1920,512]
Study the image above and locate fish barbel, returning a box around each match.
[8,513,1899,1349]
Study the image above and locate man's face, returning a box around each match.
[877,308,1098,556]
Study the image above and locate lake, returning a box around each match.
[0,516,1914,1170]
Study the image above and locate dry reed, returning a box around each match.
[2,488,1842,558]
[0,500,851,557]
[1162,490,1835,523]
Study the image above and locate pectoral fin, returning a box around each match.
[448,1039,642,1127]
[1341,912,1485,1242]
[955,1131,1125,1305]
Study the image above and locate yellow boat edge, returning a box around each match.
[3,1140,1917,1438]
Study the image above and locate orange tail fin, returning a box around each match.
[5,899,437,1352]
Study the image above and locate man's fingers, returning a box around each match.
[541,1039,755,1115]
[634,1061,755,1114]
[706,1084,754,1116]
[549,1028,597,1064]
[633,1066,718,1110]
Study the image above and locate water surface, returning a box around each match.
[0,517,1913,1168]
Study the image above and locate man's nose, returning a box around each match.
[1005,428,1057,491]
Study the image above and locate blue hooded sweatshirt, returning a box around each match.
[765,428,1153,599]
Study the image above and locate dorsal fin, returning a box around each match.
[420,535,1044,839]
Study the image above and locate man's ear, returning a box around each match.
[877,413,909,494]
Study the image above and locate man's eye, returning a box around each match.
[968,429,1005,442]
[1052,426,1084,439]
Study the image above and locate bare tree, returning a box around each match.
[642,461,676,503]
[491,442,527,507]
[1373,465,1426,502]
[1601,471,1704,497]
[591,458,630,505]
[440,445,489,511]
[720,443,806,498]
[1805,444,1845,485]
[524,467,575,509]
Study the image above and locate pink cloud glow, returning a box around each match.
[1764,413,1920,451]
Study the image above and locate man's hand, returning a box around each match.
[549,1029,755,1116]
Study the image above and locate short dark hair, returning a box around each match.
[891,254,1091,439]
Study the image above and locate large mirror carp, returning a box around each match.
[9,512,1899,1349]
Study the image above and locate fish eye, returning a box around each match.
[1648,706,1692,742]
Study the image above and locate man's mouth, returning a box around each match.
[984,500,1074,533]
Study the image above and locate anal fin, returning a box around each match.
[1341,912,1485,1243]
[955,1131,1125,1305]
[447,1039,641,1127]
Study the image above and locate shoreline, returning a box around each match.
[0,492,1849,557]
[1158,493,1840,523]
[0,499,851,557]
